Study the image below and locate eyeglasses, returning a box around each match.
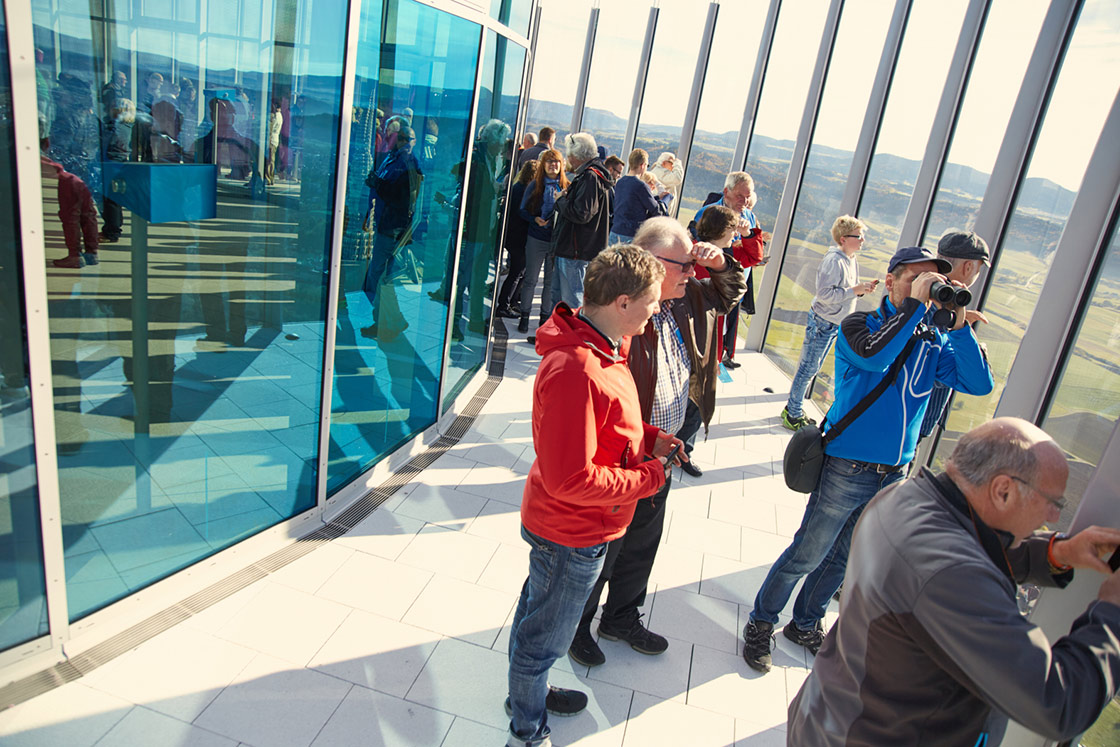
[658,255,697,272]
[843,235,865,240]
[1009,475,1067,511]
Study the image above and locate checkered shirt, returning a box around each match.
[649,302,692,434]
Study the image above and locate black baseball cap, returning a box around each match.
[888,246,952,274]
[938,230,991,265]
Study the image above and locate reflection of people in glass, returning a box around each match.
[99,97,136,243]
[265,99,282,185]
[648,152,684,201]
[495,159,537,320]
[42,127,99,268]
[178,79,199,162]
[49,74,101,204]
[100,70,127,118]
[150,80,182,163]
[361,125,422,341]
[289,95,306,181]
[452,118,510,341]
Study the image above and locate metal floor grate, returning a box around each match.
[0,320,517,710]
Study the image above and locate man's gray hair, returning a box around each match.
[566,132,598,162]
[632,216,690,255]
[724,171,753,191]
[522,132,537,147]
[949,427,1050,486]
[480,118,511,145]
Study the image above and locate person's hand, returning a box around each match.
[854,279,879,297]
[653,432,687,467]
[760,230,773,243]
[1051,526,1120,574]
[910,271,946,305]
[535,217,548,226]
[964,309,988,325]
[692,241,727,270]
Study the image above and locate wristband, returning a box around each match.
[1048,533,1072,572]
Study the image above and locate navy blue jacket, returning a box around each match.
[611,175,671,238]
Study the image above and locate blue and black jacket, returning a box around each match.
[823,296,993,466]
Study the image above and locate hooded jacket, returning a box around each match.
[552,157,614,261]
[521,305,666,548]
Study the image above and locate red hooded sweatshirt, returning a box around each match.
[521,305,666,548]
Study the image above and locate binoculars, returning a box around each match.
[929,281,971,307]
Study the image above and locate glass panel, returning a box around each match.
[678,0,767,225]
[1039,221,1120,525]
[33,0,348,619]
[523,0,593,143]
[0,0,49,653]
[856,0,969,255]
[491,0,532,38]
[761,0,897,413]
[743,0,830,232]
[921,0,1049,245]
[633,0,709,162]
[934,0,1120,466]
[328,0,481,492]
[580,1,647,157]
[443,31,525,410]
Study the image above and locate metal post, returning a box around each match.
[4,0,71,646]
[994,88,1120,423]
[519,4,542,140]
[838,0,911,215]
[895,0,988,248]
[672,0,719,218]
[622,6,659,157]
[569,5,598,135]
[745,0,844,352]
[731,0,781,171]
[313,0,365,510]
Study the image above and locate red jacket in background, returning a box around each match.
[694,228,764,279]
[521,305,666,548]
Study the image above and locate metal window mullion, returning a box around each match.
[731,0,780,171]
[672,0,718,219]
[622,5,658,158]
[518,4,541,140]
[896,0,988,248]
[994,88,1120,424]
[569,5,598,135]
[969,0,1082,303]
[839,0,910,216]
[437,27,488,418]
[745,0,844,352]
[313,0,365,511]
[4,0,71,646]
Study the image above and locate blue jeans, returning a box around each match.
[553,257,587,308]
[608,231,633,245]
[750,455,905,629]
[785,309,838,418]
[508,526,607,746]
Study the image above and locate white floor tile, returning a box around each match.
[215,582,350,665]
[194,653,351,747]
[81,624,256,722]
[585,633,691,701]
[335,507,425,560]
[406,637,510,730]
[455,464,528,506]
[686,645,792,728]
[465,499,524,546]
[775,503,807,538]
[0,683,131,747]
[476,542,530,595]
[740,527,793,567]
[622,692,735,747]
[93,706,236,747]
[392,483,487,528]
[308,609,439,697]
[736,719,788,745]
[710,492,778,534]
[402,575,515,648]
[439,717,508,746]
[542,668,633,747]
[315,549,432,620]
[646,587,740,655]
[269,542,355,594]
[396,523,499,583]
[459,441,527,470]
[665,512,741,560]
[311,685,454,747]
[648,541,704,595]
[183,581,265,635]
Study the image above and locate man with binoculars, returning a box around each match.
[743,243,994,673]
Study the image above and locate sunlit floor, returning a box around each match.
[0,334,831,747]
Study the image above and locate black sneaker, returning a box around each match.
[504,686,588,718]
[743,619,775,673]
[569,627,606,667]
[680,459,702,478]
[782,621,825,656]
[597,611,668,655]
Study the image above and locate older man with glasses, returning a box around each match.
[788,416,1120,746]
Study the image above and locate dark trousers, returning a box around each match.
[723,305,740,360]
[675,399,702,456]
[497,240,527,310]
[578,472,671,632]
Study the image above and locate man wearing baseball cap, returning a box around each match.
[919,230,992,441]
[743,244,994,673]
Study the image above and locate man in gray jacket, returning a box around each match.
[788,417,1120,745]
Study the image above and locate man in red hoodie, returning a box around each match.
[506,245,684,747]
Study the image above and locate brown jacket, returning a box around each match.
[627,257,746,433]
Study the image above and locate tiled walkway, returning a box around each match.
[0,335,830,747]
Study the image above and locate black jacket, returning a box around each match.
[552,157,613,261]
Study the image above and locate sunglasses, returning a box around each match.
[659,256,697,272]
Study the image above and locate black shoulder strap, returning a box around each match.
[822,333,921,446]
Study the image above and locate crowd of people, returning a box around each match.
[495,127,1120,747]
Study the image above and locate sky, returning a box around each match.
[530,0,1120,191]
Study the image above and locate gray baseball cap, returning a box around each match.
[938,230,991,265]
[888,246,952,274]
